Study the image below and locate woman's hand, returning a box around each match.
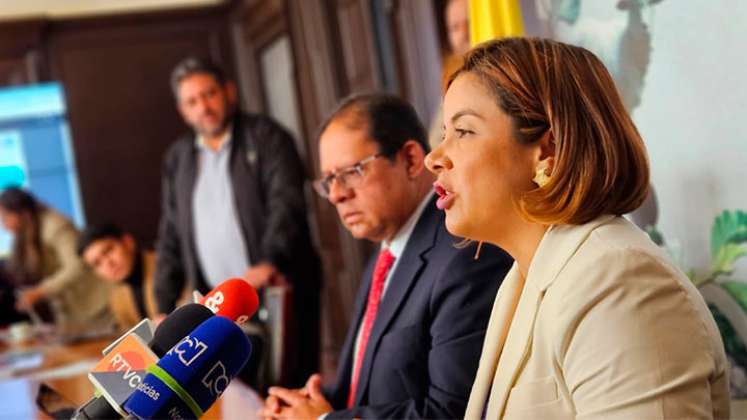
[15,287,45,311]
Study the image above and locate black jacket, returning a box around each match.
[154,112,321,313]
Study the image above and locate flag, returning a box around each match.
[469,0,525,46]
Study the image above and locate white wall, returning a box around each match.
[634,1,747,279]
[527,0,747,280]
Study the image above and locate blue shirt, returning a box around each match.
[191,130,251,287]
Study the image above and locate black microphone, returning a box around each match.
[148,305,215,356]
[72,304,214,420]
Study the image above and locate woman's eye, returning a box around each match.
[455,128,472,138]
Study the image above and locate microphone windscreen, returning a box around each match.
[199,278,259,324]
[149,303,214,357]
[124,316,251,419]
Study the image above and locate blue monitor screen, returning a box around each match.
[0,83,85,257]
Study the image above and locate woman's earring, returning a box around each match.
[533,163,550,188]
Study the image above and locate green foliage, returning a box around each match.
[722,281,747,314]
[651,209,747,286]
[700,212,747,395]
[710,210,747,270]
[713,244,747,278]
[709,303,747,369]
[686,269,696,283]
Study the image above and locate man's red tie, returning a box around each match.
[347,248,396,408]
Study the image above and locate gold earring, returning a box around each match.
[533,163,550,188]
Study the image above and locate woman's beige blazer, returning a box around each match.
[466,216,729,419]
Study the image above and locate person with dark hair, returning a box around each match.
[77,223,159,331]
[425,37,728,419]
[260,93,513,419]
[316,92,432,157]
[0,187,113,333]
[156,56,321,388]
[169,56,227,98]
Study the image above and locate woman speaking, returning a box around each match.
[425,38,728,419]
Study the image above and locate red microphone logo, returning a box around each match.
[199,278,259,325]
[203,291,224,313]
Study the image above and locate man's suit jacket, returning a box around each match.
[325,197,513,419]
[466,216,730,420]
[154,112,321,386]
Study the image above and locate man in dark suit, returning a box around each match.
[154,57,321,387]
[261,94,512,419]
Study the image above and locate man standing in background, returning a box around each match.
[155,57,321,388]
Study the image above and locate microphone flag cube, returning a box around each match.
[88,332,159,416]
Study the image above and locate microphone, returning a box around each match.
[74,279,258,419]
[199,278,259,324]
[73,304,214,419]
[149,304,216,357]
[124,315,252,419]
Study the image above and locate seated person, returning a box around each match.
[0,187,113,333]
[0,262,28,326]
[262,94,513,419]
[78,222,266,389]
[77,223,158,331]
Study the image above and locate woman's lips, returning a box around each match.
[434,183,456,210]
[436,194,455,210]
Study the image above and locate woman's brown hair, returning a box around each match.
[449,37,649,225]
[0,187,44,285]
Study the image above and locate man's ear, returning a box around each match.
[122,233,136,253]
[224,81,238,106]
[401,140,427,178]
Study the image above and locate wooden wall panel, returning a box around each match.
[0,57,34,85]
[288,0,375,377]
[0,19,47,85]
[45,7,234,246]
[390,0,442,125]
[333,0,380,94]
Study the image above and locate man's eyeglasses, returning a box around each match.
[313,153,384,199]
